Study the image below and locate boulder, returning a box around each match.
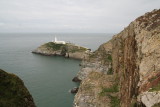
[71,87,79,93]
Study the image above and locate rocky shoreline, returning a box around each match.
[32,42,91,60]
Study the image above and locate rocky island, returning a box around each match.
[0,69,36,107]
[73,9,160,107]
[32,38,90,60]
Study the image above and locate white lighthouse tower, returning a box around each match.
[55,36,57,42]
[52,36,66,44]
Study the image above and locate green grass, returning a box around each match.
[108,95,120,107]
[99,80,120,107]
[107,68,113,75]
[44,42,87,53]
[99,84,119,96]
[44,42,65,50]
[103,54,112,64]
[107,54,112,61]
[69,46,87,53]
[149,82,160,92]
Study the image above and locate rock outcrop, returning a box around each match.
[75,40,113,81]
[32,42,89,60]
[74,39,116,107]
[73,9,160,107]
[0,69,36,107]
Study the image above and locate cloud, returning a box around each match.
[0,22,5,26]
[0,0,159,33]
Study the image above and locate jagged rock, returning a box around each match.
[71,87,79,93]
[76,60,112,81]
[72,77,81,82]
[138,91,160,107]
[74,72,114,107]
[73,34,114,107]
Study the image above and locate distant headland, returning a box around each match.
[32,37,91,60]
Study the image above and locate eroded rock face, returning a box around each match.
[112,9,160,106]
[112,20,140,107]
[74,72,114,107]
[0,69,36,107]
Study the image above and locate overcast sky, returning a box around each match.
[0,0,159,33]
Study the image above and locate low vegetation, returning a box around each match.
[107,54,112,62]
[99,84,119,96]
[89,53,97,59]
[99,83,120,107]
[69,46,87,53]
[44,42,87,53]
[108,95,120,107]
[0,69,34,107]
[107,68,113,75]
[44,42,65,50]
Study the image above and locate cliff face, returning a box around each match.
[0,69,36,107]
[112,9,160,106]
[74,9,160,107]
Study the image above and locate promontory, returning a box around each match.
[32,42,90,60]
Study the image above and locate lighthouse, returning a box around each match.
[53,36,66,44]
[55,36,57,42]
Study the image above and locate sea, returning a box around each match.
[0,33,113,107]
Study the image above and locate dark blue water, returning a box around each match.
[0,33,112,107]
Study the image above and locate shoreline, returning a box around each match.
[32,51,83,60]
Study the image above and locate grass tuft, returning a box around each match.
[108,95,120,107]
[107,68,113,75]
[99,84,119,96]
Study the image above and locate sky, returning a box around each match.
[0,0,159,33]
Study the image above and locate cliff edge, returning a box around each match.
[74,9,160,107]
[0,69,36,107]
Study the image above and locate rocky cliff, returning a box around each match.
[74,9,160,107]
[32,42,89,60]
[0,69,36,107]
[74,39,116,107]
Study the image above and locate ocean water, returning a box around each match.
[0,33,113,107]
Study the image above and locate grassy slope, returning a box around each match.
[0,69,35,107]
[43,42,87,53]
